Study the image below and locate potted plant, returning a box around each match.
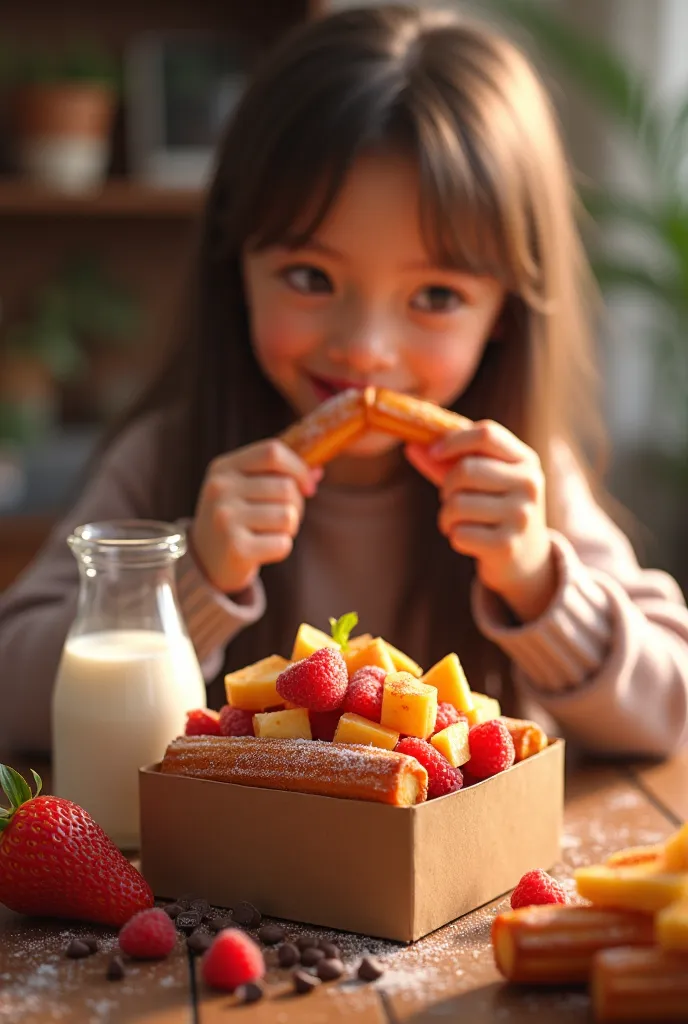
[9,41,119,192]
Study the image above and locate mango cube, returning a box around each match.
[422,653,473,712]
[466,692,502,726]
[253,707,312,740]
[344,637,396,677]
[224,654,290,711]
[291,623,338,662]
[656,898,688,952]
[431,721,470,767]
[333,712,399,750]
[380,671,437,739]
[574,864,688,913]
[383,640,423,678]
[664,823,688,871]
[605,844,666,870]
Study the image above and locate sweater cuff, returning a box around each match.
[472,531,613,692]
[175,545,266,666]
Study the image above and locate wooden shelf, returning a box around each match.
[0,179,206,218]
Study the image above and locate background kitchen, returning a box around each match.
[0,0,686,599]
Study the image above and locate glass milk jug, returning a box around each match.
[52,520,206,849]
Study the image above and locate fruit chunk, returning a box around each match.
[430,721,470,767]
[574,864,688,913]
[224,655,290,711]
[276,647,348,712]
[466,719,515,778]
[202,929,265,992]
[510,869,569,909]
[253,708,312,740]
[333,712,399,750]
[605,843,666,869]
[395,737,462,798]
[218,706,254,737]
[380,672,438,739]
[433,702,463,733]
[383,641,422,678]
[291,623,338,662]
[465,691,502,726]
[421,653,473,712]
[656,897,688,952]
[185,708,222,736]
[342,666,386,721]
[344,637,395,676]
[664,822,688,871]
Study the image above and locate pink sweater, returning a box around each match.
[1,413,687,757]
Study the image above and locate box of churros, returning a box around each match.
[139,612,565,942]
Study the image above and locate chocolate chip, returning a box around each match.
[232,901,261,928]
[178,892,200,905]
[317,958,344,981]
[208,916,232,934]
[190,898,210,915]
[236,981,264,1004]
[106,956,126,981]
[296,935,317,951]
[81,936,99,953]
[258,923,285,945]
[358,956,385,982]
[65,939,91,959]
[187,930,213,955]
[300,947,325,967]
[164,903,183,919]
[278,942,300,968]
[319,941,340,959]
[293,969,320,994]
[175,911,202,932]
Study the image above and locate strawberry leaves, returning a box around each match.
[0,765,42,834]
[329,611,359,652]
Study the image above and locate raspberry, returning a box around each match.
[433,702,462,734]
[342,666,386,722]
[466,719,515,778]
[310,710,342,741]
[276,648,348,712]
[118,908,177,960]
[202,929,265,991]
[395,737,463,799]
[510,869,569,910]
[218,706,255,737]
[185,708,222,736]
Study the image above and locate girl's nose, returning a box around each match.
[327,317,398,372]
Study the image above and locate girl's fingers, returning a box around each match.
[231,523,294,565]
[215,439,318,496]
[404,443,449,487]
[238,501,301,537]
[240,476,306,521]
[447,522,502,557]
[430,420,536,465]
[438,492,505,535]
[439,456,529,501]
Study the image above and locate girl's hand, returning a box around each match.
[406,420,557,622]
[191,440,320,595]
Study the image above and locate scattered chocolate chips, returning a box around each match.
[277,942,300,968]
[65,939,91,959]
[186,930,213,955]
[358,956,385,982]
[163,903,183,919]
[175,910,202,933]
[106,956,126,981]
[232,901,262,928]
[236,981,264,1004]
[208,916,232,934]
[258,923,285,945]
[318,941,340,959]
[178,893,200,905]
[293,969,320,994]
[317,958,344,982]
[81,936,99,953]
[189,898,210,915]
[300,947,325,967]
[296,935,317,951]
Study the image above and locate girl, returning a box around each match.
[1,4,687,757]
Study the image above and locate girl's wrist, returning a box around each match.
[486,543,558,624]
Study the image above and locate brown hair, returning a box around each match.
[116,4,608,708]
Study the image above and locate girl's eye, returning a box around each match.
[411,285,463,313]
[281,265,333,295]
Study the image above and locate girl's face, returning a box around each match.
[243,152,506,474]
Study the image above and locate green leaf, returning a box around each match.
[329,612,359,652]
[30,770,43,798]
[0,765,32,811]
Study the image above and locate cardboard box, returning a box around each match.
[139,739,564,942]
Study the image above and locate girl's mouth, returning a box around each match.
[307,374,368,403]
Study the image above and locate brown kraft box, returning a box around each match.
[139,738,564,943]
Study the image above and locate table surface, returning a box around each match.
[0,749,685,1024]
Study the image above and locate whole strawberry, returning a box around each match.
[342,666,386,722]
[202,928,265,991]
[510,869,569,909]
[0,765,154,926]
[185,708,222,736]
[119,907,177,959]
[218,705,254,737]
[276,647,348,712]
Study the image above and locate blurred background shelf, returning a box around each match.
[0,180,205,217]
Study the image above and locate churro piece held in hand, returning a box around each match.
[591,946,688,1022]
[499,717,548,762]
[160,735,428,806]
[368,388,470,445]
[280,387,373,467]
[492,905,655,985]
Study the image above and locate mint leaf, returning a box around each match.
[0,765,32,810]
[329,612,359,651]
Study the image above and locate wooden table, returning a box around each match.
[0,750,685,1023]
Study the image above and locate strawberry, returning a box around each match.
[202,929,266,991]
[218,705,255,737]
[0,765,154,926]
[185,708,222,736]
[276,647,349,712]
[118,908,178,959]
[342,666,386,722]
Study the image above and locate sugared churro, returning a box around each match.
[591,946,688,1022]
[499,716,548,762]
